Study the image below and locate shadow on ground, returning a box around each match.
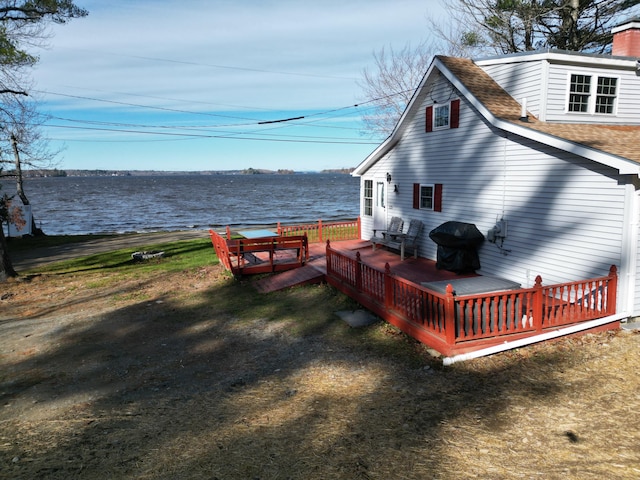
[1,264,637,479]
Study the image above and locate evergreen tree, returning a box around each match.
[0,1,88,281]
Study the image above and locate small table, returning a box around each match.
[237,229,278,239]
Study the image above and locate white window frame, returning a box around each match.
[419,183,435,210]
[566,72,619,115]
[433,103,450,129]
[363,179,373,216]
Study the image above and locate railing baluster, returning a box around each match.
[322,240,618,353]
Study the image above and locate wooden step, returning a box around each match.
[253,264,325,293]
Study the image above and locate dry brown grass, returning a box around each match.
[1,262,639,479]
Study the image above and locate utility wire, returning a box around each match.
[44,123,380,145]
[33,86,409,144]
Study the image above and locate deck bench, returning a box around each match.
[210,229,309,275]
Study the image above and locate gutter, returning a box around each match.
[442,312,629,366]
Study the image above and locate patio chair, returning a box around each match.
[397,219,423,260]
[373,218,423,260]
[371,216,404,251]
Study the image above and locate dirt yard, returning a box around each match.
[1,238,640,479]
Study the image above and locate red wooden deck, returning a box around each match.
[211,220,619,360]
[253,239,475,293]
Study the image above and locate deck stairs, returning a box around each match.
[253,240,370,293]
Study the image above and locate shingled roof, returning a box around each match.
[437,55,640,165]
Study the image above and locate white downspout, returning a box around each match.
[620,183,639,317]
[443,312,628,366]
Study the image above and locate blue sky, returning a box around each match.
[29,0,445,172]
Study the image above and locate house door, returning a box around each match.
[373,179,387,231]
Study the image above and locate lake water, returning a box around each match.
[1,174,360,236]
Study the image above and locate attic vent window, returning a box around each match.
[568,73,618,115]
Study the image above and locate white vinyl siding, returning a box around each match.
[479,61,545,119]
[360,73,627,291]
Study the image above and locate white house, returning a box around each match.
[352,20,640,320]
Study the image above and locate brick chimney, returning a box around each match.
[612,18,640,57]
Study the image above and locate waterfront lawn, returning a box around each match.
[0,235,639,479]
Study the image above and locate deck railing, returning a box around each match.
[209,229,308,276]
[325,242,618,354]
[277,218,361,243]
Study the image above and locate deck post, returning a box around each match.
[444,284,456,345]
[226,226,231,240]
[277,222,282,235]
[357,216,361,239]
[355,251,362,292]
[325,240,331,275]
[318,219,323,243]
[607,265,618,314]
[384,263,392,310]
[533,275,543,332]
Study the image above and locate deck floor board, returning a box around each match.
[252,240,476,293]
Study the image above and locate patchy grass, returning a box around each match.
[22,237,215,277]
[1,235,639,479]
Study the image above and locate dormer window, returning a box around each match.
[595,77,617,114]
[568,73,618,115]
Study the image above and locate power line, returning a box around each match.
[57,46,357,81]
[44,123,380,145]
[32,86,409,144]
[34,90,258,122]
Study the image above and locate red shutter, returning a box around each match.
[413,183,420,209]
[425,106,433,132]
[450,99,460,129]
[434,183,443,212]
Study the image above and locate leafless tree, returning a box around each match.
[357,40,442,138]
[433,0,640,55]
[358,1,639,139]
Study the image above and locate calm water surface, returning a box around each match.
[1,174,360,235]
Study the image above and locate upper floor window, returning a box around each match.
[426,99,460,132]
[433,104,450,129]
[595,76,617,114]
[568,73,618,115]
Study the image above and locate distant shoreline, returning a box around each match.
[4,168,355,178]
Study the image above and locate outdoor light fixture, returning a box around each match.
[386,172,392,183]
[394,184,399,193]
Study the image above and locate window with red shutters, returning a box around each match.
[450,99,460,129]
[413,183,442,211]
[426,99,459,132]
[425,106,433,132]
